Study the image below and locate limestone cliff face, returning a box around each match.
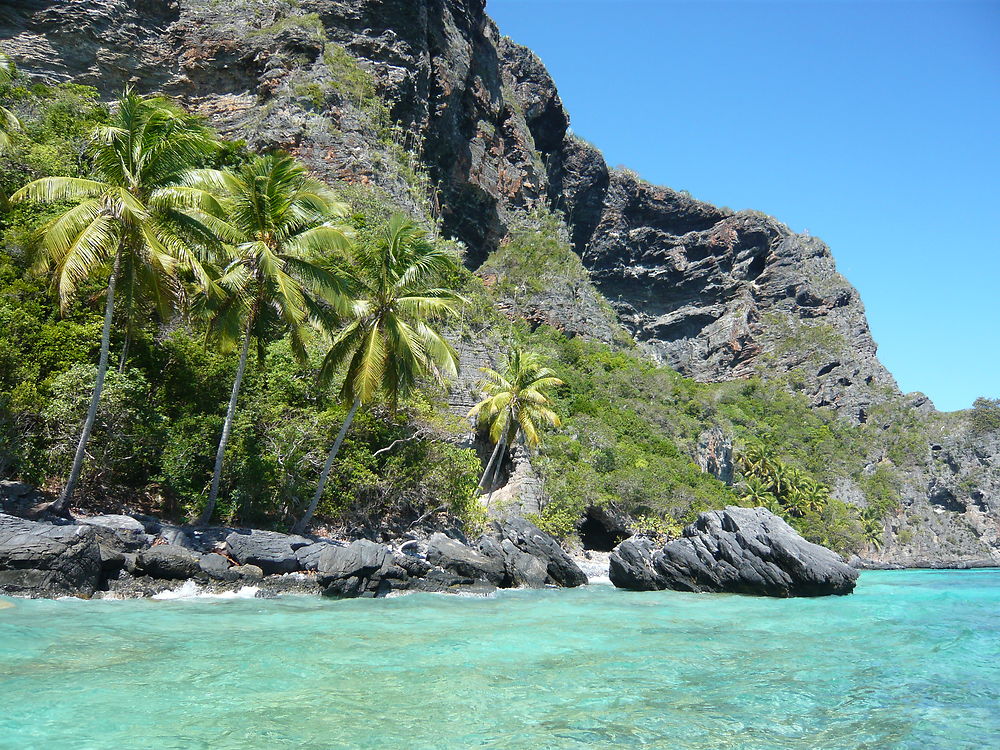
[1,0,996,564]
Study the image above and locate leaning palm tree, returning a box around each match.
[0,50,21,153]
[11,90,218,512]
[179,153,354,523]
[292,215,463,534]
[468,347,563,498]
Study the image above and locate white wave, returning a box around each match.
[152,580,259,600]
[573,550,613,585]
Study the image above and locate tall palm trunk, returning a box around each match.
[478,437,505,492]
[117,334,130,373]
[484,436,509,507]
[200,322,253,524]
[117,274,133,373]
[293,397,360,534]
[53,248,125,514]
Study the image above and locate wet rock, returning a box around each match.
[607,537,661,592]
[0,513,102,597]
[498,540,548,588]
[137,544,200,580]
[393,551,432,579]
[233,564,264,583]
[610,507,858,597]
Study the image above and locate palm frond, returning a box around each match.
[11,177,108,205]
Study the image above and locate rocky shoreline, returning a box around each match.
[0,508,592,600]
[5,501,936,601]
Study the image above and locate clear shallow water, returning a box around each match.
[1,570,998,750]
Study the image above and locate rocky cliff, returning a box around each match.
[1,0,996,565]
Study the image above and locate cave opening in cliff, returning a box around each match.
[579,509,626,552]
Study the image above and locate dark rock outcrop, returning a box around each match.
[137,544,201,580]
[610,506,858,597]
[198,552,237,581]
[0,513,102,596]
[316,538,391,597]
[483,517,587,587]
[477,535,547,588]
[77,514,150,551]
[225,529,310,574]
[426,532,506,586]
[295,539,344,571]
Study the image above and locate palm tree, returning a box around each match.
[177,153,354,524]
[468,347,563,499]
[292,215,463,534]
[740,475,774,507]
[799,477,831,513]
[0,50,21,153]
[11,90,218,512]
[861,510,884,549]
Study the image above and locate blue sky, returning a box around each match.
[488,0,999,412]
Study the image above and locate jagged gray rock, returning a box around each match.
[294,540,343,571]
[0,513,103,596]
[483,517,587,587]
[77,514,149,550]
[225,529,310,574]
[426,532,506,586]
[316,538,391,597]
[610,507,858,597]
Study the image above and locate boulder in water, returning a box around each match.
[137,544,201,580]
[609,506,858,597]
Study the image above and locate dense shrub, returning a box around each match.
[970,397,1000,434]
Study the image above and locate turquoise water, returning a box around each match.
[1,570,998,750]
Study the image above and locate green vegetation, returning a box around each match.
[11,89,219,511]
[0,51,20,152]
[176,153,354,521]
[479,208,588,298]
[970,397,1000,434]
[0,81,479,531]
[515,325,908,554]
[249,12,326,41]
